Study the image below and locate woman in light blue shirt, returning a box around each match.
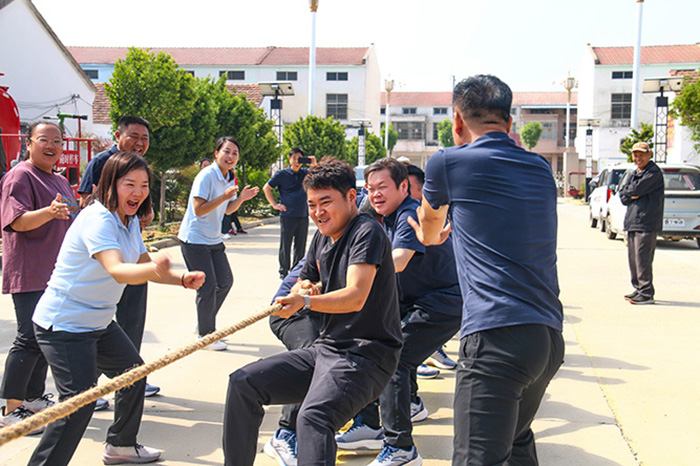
[29,152,205,466]
[178,137,258,350]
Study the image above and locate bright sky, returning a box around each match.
[33,0,699,92]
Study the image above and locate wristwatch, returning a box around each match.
[303,294,311,311]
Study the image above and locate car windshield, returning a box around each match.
[663,169,700,191]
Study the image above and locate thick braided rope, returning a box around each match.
[0,301,283,446]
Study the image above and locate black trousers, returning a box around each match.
[221,212,243,233]
[223,344,395,466]
[115,283,148,352]
[0,291,47,401]
[29,321,146,466]
[452,324,564,466]
[269,311,321,431]
[278,216,308,277]
[627,231,657,298]
[356,306,461,448]
[181,241,233,335]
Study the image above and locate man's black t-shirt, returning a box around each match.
[301,213,402,370]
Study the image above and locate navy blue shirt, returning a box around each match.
[267,167,310,217]
[78,145,119,195]
[383,195,461,316]
[423,132,563,337]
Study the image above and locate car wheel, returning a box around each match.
[589,209,598,228]
[605,215,617,240]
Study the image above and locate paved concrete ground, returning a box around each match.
[1,200,698,465]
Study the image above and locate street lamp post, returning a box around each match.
[308,0,318,116]
[384,79,394,157]
[563,74,577,152]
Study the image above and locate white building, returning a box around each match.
[68,46,381,137]
[0,0,95,137]
[576,43,700,168]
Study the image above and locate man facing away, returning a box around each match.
[409,74,564,465]
[223,158,402,466]
[263,148,316,279]
[619,142,664,305]
[77,115,159,402]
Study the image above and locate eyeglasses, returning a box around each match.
[31,138,64,147]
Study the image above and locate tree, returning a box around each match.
[106,47,201,226]
[346,130,386,166]
[283,116,347,162]
[520,121,543,150]
[670,71,700,151]
[437,118,455,147]
[380,124,398,155]
[620,122,654,162]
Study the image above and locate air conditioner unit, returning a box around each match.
[610,119,630,128]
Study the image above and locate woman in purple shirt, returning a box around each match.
[0,122,77,433]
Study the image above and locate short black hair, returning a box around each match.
[117,116,151,133]
[406,164,424,185]
[364,157,408,189]
[289,147,304,156]
[303,157,355,197]
[453,75,512,125]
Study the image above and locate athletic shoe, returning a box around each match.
[199,336,227,351]
[95,397,110,411]
[410,397,428,423]
[228,229,238,236]
[222,233,231,240]
[427,347,457,370]
[624,291,638,300]
[23,393,55,413]
[368,443,423,466]
[628,295,655,305]
[102,443,161,464]
[0,406,45,435]
[335,418,384,450]
[144,383,160,397]
[416,364,439,379]
[264,428,297,466]
[237,228,248,234]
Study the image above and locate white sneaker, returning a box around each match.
[368,444,422,466]
[222,233,231,240]
[102,443,161,464]
[0,406,45,435]
[427,347,457,370]
[199,336,227,351]
[144,383,160,397]
[264,428,297,466]
[410,397,428,423]
[335,419,384,450]
[416,364,439,379]
[23,393,55,413]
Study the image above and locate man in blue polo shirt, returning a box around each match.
[409,75,564,465]
[335,157,461,466]
[263,148,316,279]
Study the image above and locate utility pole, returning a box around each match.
[308,0,318,116]
[631,0,644,129]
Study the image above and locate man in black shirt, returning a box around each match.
[223,159,402,466]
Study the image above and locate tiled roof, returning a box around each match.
[590,43,700,65]
[68,46,369,66]
[382,91,577,107]
[92,83,263,126]
[670,68,699,83]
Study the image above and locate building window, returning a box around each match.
[219,70,245,80]
[561,122,577,143]
[402,107,417,115]
[395,121,424,140]
[529,109,551,114]
[432,122,440,141]
[185,70,195,77]
[433,107,448,115]
[612,71,633,79]
[326,72,348,81]
[326,94,348,120]
[611,93,632,120]
[541,121,557,140]
[276,71,298,81]
[84,69,98,80]
[380,107,386,115]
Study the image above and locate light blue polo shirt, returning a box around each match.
[33,201,147,332]
[178,164,236,245]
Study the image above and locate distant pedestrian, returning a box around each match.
[178,136,258,350]
[619,142,664,305]
[263,148,316,279]
[0,122,76,434]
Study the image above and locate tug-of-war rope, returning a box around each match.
[0,299,289,446]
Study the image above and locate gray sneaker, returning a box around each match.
[23,393,55,413]
[410,397,428,423]
[416,364,439,379]
[264,428,297,466]
[102,443,161,464]
[368,443,423,466]
[0,406,45,435]
[335,419,384,450]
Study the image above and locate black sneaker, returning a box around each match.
[624,291,638,300]
[629,295,655,305]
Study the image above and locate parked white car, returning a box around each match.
[605,164,700,247]
[588,163,636,230]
